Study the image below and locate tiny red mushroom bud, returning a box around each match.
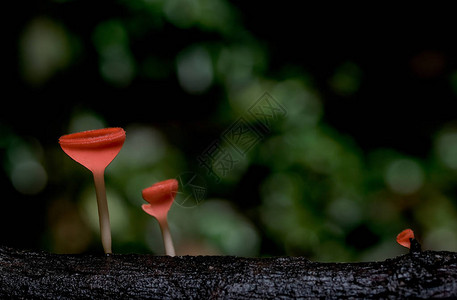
[59,127,126,254]
[141,179,178,256]
[396,228,415,249]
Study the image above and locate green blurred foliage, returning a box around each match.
[2,1,457,262]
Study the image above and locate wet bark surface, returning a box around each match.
[1,242,456,299]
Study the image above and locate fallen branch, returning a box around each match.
[0,243,456,299]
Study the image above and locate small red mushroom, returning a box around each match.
[59,127,126,254]
[396,228,415,249]
[141,179,178,256]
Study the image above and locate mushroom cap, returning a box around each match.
[396,228,415,249]
[141,179,178,219]
[142,203,161,220]
[59,128,125,172]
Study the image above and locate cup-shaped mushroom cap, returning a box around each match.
[59,128,125,172]
[396,228,415,249]
[141,179,178,219]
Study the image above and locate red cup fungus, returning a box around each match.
[396,228,415,249]
[59,127,126,254]
[142,179,178,256]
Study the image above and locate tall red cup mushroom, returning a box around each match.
[59,127,125,254]
[142,179,178,256]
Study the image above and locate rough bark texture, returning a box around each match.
[1,242,456,299]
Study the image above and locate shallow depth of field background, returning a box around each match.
[2,2,457,261]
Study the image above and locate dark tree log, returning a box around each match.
[1,242,456,299]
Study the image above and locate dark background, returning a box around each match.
[2,2,457,261]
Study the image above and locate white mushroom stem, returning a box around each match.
[93,171,112,254]
[158,217,175,256]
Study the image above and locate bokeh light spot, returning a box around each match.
[435,130,457,169]
[114,125,166,169]
[217,46,254,87]
[177,45,213,94]
[20,17,73,86]
[327,197,361,228]
[93,20,135,87]
[11,160,47,195]
[163,0,198,29]
[385,159,424,195]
